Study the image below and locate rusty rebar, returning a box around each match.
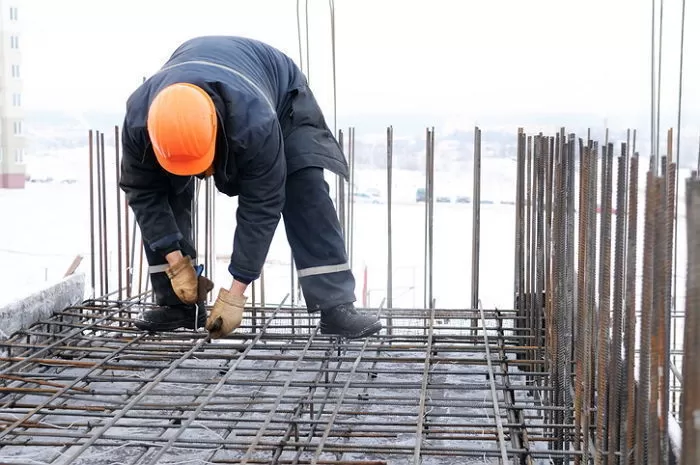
[595,143,613,465]
[636,170,657,465]
[608,150,628,464]
[622,154,640,465]
[680,175,700,465]
[574,141,590,464]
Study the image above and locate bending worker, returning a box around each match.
[119,36,382,340]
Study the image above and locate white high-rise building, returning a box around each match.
[0,0,25,189]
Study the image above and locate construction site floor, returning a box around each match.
[0,299,569,465]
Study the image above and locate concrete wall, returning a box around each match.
[0,272,85,341]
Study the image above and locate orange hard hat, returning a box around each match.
[147,82,217,176]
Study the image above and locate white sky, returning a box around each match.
[19,0,700,127]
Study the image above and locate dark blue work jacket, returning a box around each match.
[120,35,348,281]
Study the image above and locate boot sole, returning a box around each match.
[134,316,207,333]
[320,320,383,339]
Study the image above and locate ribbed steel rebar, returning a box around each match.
[636,170,657,465]
[608,151,628,464]
[563,133,576,460]
[680,175,700,465]
[595,144,613,465]
[574,142,590,464]
[622,154,640,465]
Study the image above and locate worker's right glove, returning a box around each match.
[165,256,198,305]
[205,289,246,339]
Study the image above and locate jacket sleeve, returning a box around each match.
[228,119,286,282]
[119,125,183,251]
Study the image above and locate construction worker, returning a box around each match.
[119,36,382,340]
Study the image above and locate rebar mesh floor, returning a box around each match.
[0,299,571,465]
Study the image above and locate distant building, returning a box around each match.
[0,0,25,189]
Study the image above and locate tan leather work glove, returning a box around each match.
[205,288,246,339]
[198,275,215,301]
[165,256,198,304]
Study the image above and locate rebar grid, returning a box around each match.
[4,125,696,464]
[0,301,576,465]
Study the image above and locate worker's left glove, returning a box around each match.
[165,256,198,305]
[205,289,246,339]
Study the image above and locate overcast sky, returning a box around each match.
[18,0,700,130]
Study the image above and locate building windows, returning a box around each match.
[11,64,20,78]
[13,120,22,135]
[12,93,21,106]
[10,35,19,49]
[15,148,24,164]
[9,7,18,21]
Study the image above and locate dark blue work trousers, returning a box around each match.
[143,167,356,311]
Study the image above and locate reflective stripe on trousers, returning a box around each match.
[296,262,350,278]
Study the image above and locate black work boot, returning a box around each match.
[134,303,207,332]
[320,304,382,339]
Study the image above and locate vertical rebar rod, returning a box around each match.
[525,135,533,369]
[680,175,700,465]
[549,130,563,456]
[661,160,676,465]
[95,130,104,297]
[114,126,123,303]
[650,0,658,175]
[544,131,556,440]
[88,131,96,298]
[290,253,296,308]
[608,150,628,464]
[636,170,656,465]
[100,132,109,296]
[211,176,217,292]
[595,144,613,465]
[649,173,664,465]
[125,196,131,299]
[514,129,525,349]
[562,132,576,460]
[471,126,481,330]
[424,128,430,309]
[426,128,435,309]
[204,178,211,295]
[583,140,600,464]
[129,215,138,299]
[386,125,394,333]
[574,141,589,464]
[530,135,539,372]
[622,154,640,465]
[655,0,665,166]
[349,127,356,269]
[534,134,545,385]
[545,136,554,367]
[337,129,346,240]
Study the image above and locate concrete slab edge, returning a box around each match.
[0,273,86,341]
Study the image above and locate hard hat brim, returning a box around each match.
[155,143,215,177]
